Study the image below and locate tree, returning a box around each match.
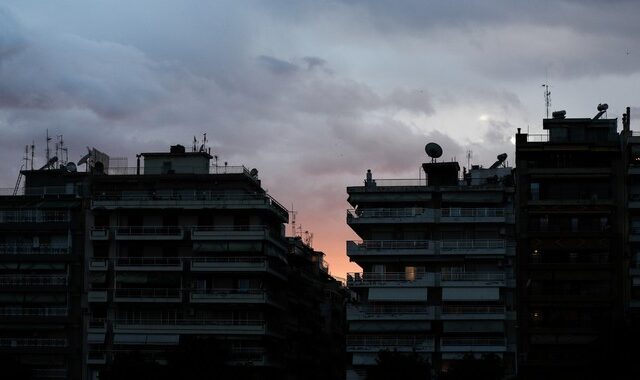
[366,350,432,380]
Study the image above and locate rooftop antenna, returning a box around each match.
[192,136,197,152]
[290,204,298,237]
[466,149,472,170]
[542,83,551,119]
[45,129,51,169]
[30,141,35,170]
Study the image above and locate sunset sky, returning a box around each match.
[1,1,640,277]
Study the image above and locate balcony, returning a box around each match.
[31,368,68,378]
[189,288,271,304]
[113,288,182,303]
[346,335,435,352]
[346,272,436,287]
[441,305,507,320]
[347,240,434,257]
[112,318,267,335]
[88,318,107,333]
[190,257,284,278]
[114,257,183,271]
[0,307,68,317]
[87,351,107,365]
[90,228,110,240]
[0,338,68,348]
[440,272,506,287]
[0,244,69,255]
[115,226,184,240]
[440,239,506,255]
[88,290,108,302]
[440,208,509,223]
[347,208,436,224]
[347,305,435,321]
[0,210,70,223]
[191,225,271,240]
[0,274,67,287]
[89,259,109,271]
[630,227,640,242]
[91,192,288,221]
[439,337,506,352]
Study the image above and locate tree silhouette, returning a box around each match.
[365,350,432,380]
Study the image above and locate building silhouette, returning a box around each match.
[514,106,630,379]
[0,144,346,380]
[345,154,516,379]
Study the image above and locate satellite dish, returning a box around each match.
[66,162,77,172]
[250,168,259,177]
[425,143,443,160]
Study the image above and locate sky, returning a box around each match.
[1,1,640,278]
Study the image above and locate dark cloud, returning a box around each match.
[257,55,299,75]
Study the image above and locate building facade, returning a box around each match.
[345,155,517,379]
[514,109,629,379]
[0,145,346,380]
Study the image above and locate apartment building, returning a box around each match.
[0,144,345,380]
[345,152,516,379]
[0,179,84,379]
[514,107,628,378]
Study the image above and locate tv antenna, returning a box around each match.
[45,129,52,169]
[290,205,298,237]
[542,83,551,118]
[466,149,472,170]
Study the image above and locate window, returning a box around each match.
[530,183,540,201]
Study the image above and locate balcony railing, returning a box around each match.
[351,240,432,250]
[440,272,505,282]
[440,337,506,347]
[91,192,288,219]
[440,239,505,250]
[441,208,505,218]
[355,305,432,315]
[113,318,265,328]
[115,226,183,237]
[0,275,67,286]
[0,186,79,196]
[347,272,434,285]
[0,307,68,317]
[0,244,68,255]
[31,368,68,378]
[0,338,68,348]
[441,305,506,315]
[190,288,264,297]
[0,210,70,223]
[347,335,434,350]
[114,257,183,268]
[105,165,251,176]
[372,179,427,187]
[347,208,423,219]
[114,288,182,299]
[526,134,549,142]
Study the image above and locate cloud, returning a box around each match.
[257,55,299,75]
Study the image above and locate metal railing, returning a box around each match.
[440,272,505,281]
[191,256,266,264]
[0,307,68,317]
[350,240,432,249]
[0,210,70,223]
[440,239,505,250]
[347,335,433,347]
[347,208,422,219]
[115,226,183,236]
[440,337,506,346]
[114,288,182,298]
[526,134,549,142]
[113,318,265,327]
[105,165,251,176]
[441,305,506,315]
[0,338,68,347]
[372,179,427,187]
[190,288,264,296]
[191,225,266,232]
[0,186,78,196]
[31,368,68,378]
[0,275,67,286]
[347,272,433,284]
[115,257,182,267]
[0,244,69,255]
[441,208,505,217]
[356,305,432,315]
